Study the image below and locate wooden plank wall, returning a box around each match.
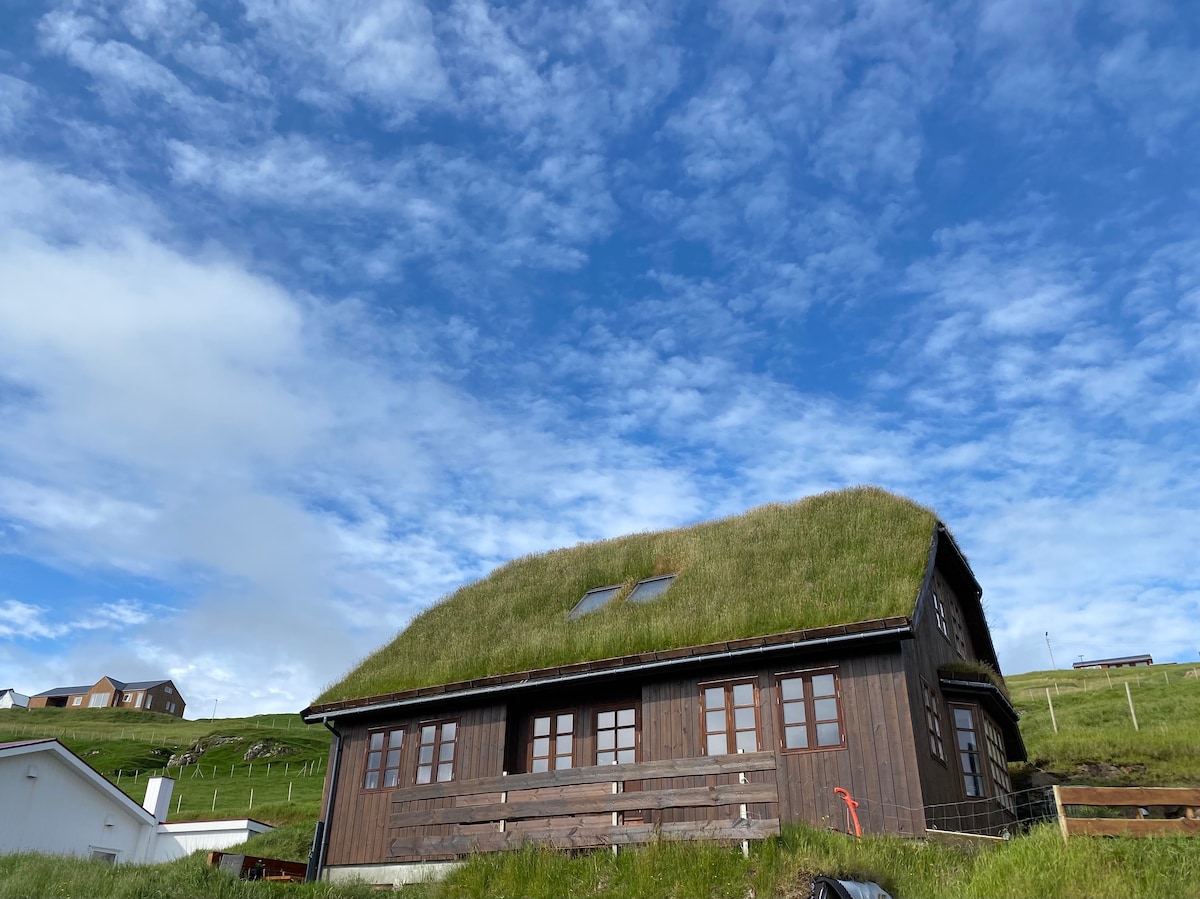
[772,651,924,836]
[324,703,506,866]
[902,568,1014,835]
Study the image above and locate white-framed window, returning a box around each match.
[89,692,110,708]
[146,695,153,709]
[165,685,173,694]
[931,591,948,639]
[122,693,133,703]
[89,848,118,864]
[71,696,82,706]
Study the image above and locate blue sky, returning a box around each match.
[1,0,1198,718]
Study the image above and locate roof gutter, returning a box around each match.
[305,623,914,724]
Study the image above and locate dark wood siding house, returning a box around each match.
[302,488,1025,885]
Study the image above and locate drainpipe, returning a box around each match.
[307,718,343,883]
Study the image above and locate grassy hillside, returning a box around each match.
[320,487,937,703]
[0,707,329,825]
[1005,663,1200,785]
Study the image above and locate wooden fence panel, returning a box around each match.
[1054,785,1200,840]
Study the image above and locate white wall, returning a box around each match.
[0,691,29,709]
[154,820,273,862]
[0,750,154,862]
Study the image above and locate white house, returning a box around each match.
[0,740,271,863]
[0,689,30,709]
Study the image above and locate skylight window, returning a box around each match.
[566,574,678,620]
[627,574,676,604]
[567,584,622,620]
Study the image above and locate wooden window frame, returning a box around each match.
[949,598,968,658]
[529,710,576,773]
[594,703,639,766]
[983,717,1014,813]
[699,677,761,756]
[414,718,459,785]
[775,667,847,754]
[931,590,949,640]
[951,703,985,798]
[922,680,946,765]
[363,727,405,791]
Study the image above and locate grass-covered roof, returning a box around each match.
[318,487,939,703]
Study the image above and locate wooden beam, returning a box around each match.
[1056,786,1200,808]
[390,782,778,828]
[389,818,781,856]
[1064,818,1200,838]
[391,752,777,804]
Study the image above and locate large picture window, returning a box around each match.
[776,669,845,751]
[701,679,759,756]
[596,706,637,765]
[364,728,405,790]
[531,712,575,772]
[415,719,458,784]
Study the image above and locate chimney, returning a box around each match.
[142,776,174,823]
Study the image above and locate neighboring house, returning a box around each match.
[301,488,1026,886]
[0,739,270,863]
[0,689,30,709]
[1072,655,1153,669]
[28,677,185,717]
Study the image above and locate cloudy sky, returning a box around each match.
[1,0,1197,718]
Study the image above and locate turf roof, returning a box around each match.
[318,487,939,703]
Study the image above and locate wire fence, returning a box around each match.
[823,788,1058,839]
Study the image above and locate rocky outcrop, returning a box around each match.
[166,734,245,768]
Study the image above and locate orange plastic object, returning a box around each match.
[833,787,862,838]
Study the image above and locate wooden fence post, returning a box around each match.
[1126,682,1139,731]
[1046,688,1058,733]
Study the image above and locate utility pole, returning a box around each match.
[211,698,219,722]
[1045,632,1057,670]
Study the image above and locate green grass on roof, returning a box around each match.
[318,487,938,703]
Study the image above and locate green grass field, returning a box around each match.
[1004,663,1200,785]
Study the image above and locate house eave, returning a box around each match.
[303,618,914,724]
[939,676,1027,762]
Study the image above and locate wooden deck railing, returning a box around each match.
[1054,785,1200,839]
[388,752,780,857]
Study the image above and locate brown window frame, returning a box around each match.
[699,678,761,756]
[529,710,576,773]
[414,718,459,785]
[951,703,985,798]
[775,667,846,753]
[363,727,405,790]
[922,680,946,765]
[949,598,968,658]
[594,703,639,766]
[983,716,1014,812]
[931,590,949,640]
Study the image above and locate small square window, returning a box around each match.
[71,696,82,706]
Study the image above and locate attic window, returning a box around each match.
[567,574,678,620]
[567,584,622,620]
[627,574,676,604]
